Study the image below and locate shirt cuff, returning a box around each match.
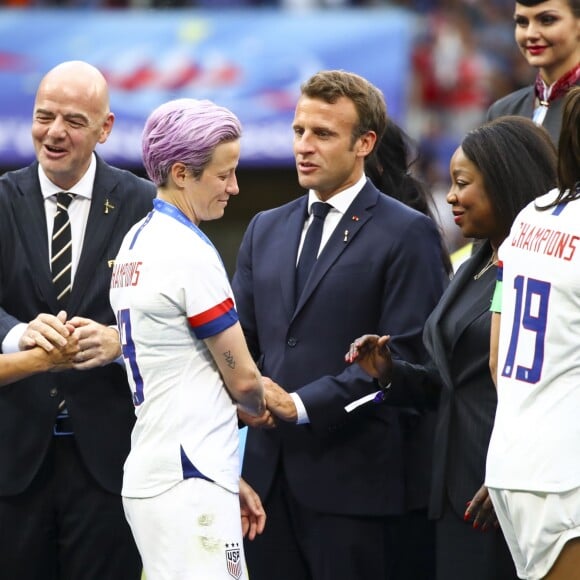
[290,392,310,424]
[2,322,28,353]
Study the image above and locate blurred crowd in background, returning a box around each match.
[0,0,531,254]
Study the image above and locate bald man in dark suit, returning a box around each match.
[0,61,155,579]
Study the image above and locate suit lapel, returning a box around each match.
[423,241,493,387]
[11,165,60,311]
[67,159,120,313]
[280,198,308,318]
[293,183,375,315]
[448,242,496,352]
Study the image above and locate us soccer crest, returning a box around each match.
[225,543,242,579]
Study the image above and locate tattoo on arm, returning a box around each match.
[223,350,236,369]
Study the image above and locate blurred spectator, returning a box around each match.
[409,10,493,140]
[0,0,545,256]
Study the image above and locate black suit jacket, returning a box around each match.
[382,242,498,520]
[486,80,580,144]
[232,180,447,515]
[0,157,155,495]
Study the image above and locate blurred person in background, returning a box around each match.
[366,117,453,275]
[486,0,580,143]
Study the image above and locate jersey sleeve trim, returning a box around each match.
[188,298,239,339]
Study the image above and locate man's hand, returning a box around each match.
[264,377,297,423]
[19,310,72,352]
[345,334,393,386]
[68,317,122,369]
[47,333,80,371]
[237,378,298,425]
[239,477,266,541]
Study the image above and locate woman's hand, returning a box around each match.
[239,477,266,540]
[345,334,393,386]
[464,485,499,531]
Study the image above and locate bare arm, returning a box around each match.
[0,337,79,387]
[204,322,265,416]
[489,312,501,388]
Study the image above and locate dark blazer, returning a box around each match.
[0,157,155,495]
[485,80,580,144]
[232,180,447,515]
[376,242,499,520]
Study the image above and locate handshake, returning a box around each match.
[237,377,296,429]
[237,333,393,429]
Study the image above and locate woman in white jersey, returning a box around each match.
[487,87,580,579]
[109,99,269,580]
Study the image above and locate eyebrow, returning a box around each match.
[514,8,559,18]
[35,108,89,124]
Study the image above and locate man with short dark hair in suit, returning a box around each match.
[0,61,155,579]
[233,70,448,580]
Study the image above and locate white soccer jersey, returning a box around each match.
[110,199,240,498]
[486,189,580,492]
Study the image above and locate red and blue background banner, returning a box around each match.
[0,7,414,168]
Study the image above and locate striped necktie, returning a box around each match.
[51,192,75,306]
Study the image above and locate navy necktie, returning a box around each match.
[296,202,331,299]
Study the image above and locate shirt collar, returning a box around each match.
[307,173,367,216]
[39,153,97,201]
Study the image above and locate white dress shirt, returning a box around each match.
[291,173,368,423]
[2,155,97,353]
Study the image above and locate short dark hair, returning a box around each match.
[300,70,387,151]
[461,116,557,233]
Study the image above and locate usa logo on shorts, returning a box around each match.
[225,543,242,579]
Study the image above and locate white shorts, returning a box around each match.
[488,486,580,580]
[123,478,247,580]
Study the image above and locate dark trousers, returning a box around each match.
[393,508,436,580]
[0,435,141,580]
[436,498,518,580]
[244,468,399,580]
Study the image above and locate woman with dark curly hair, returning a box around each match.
[347,116,558,580]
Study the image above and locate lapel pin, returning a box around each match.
[343,229,349,243]
[104,199,115,214]
[108,259,115,268]
[351,215,359,221]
